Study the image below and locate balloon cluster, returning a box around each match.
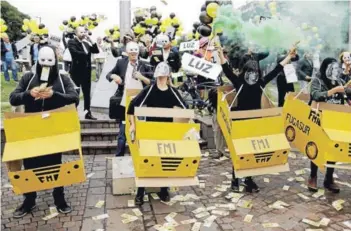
[22,19,49,37]
[186,22,201,41]
[104,25,120,42]
[59,14,105,37]
[132,6,183,45]
[0,18,8,37]
[198,0,225,37]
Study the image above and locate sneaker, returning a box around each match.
[307,177,318,192]
[244,178,260,193]
[231,178,240,193]
[57,202,72,214]
[135,195,144,206]
[85,111,97,120]
[13,203,36,218]
[158,191,170,202]
[324,180,340,194]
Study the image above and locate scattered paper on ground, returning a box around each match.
[269,200,290,209]
[42,212,59,220]
[95,200,105,208]
[319,217,330,226]
[332,199,345,211]
[343,221,351,228]
[199,183,206,188]
[262,223,279,228]
[312,189,325,199]
[191,222,201,231]
[295,169,306,175]
[49,207,57,214]
[298,193,310,200]
[92,214,109,220]
[211,192,222,198]
[132,208,143,217]
[211,210,229,216]
[87,172,95,178]
[203,215,217,227]
[181,219,197,225]
[128,200,135,207]
[283,185,290,191]
[244,214,253,223]
[264,178,270,183]
[295,177,305,182]
[151,193,160,200]
[180,201,195,206]
[192,207,206,214]
[302,218,320,227]
[287,177,295,182]
[143,195,149,202]
[195,211,210,219]
[288,153,297,159]
[2,183,13,188]
[238,200,253,209]
[300,184,308,189]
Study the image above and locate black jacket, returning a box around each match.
[106,57,154,97]
[296,58,313,81]
[68,38,99,76]
[150,48,181,73]
[1,41,18,60]
[9,72,79,113]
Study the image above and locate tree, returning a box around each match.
[1,1,30,42]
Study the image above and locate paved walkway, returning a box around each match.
[1,150,351,231]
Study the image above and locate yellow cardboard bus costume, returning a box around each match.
[125,89,201,187]
[283,92,351,171]
[217,86,290,178]
[2,105,86,194]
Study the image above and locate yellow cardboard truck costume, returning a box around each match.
[217,86,290,178]
[125,89,201,186]
[2,105,86,195]
[283,93,351,171]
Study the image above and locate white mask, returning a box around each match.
[154,62,170,78]
[342,52,351,65]
[155,34,170,48]
[38,47,55,81]
[244,71,259,85]
[126,42,139,54]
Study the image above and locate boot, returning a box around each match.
[307,176,318,192]
[244,177,260,193]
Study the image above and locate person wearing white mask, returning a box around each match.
[127,62,188,205]
[68,26,99,120]
[106,41,153,157]
[9,46,79,218]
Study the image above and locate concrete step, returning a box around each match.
[81,128,118,142]
[80,119,117,129]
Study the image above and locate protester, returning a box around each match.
[339,51,351,83]
[218,44,297,193]
[150,34,181,73]
[1,34,18,82]
[276,51,300,106]
[110,33,135,58]
[9,46,79,218]
[94,37,107,81]
[307,57,351,193]
[296,51,314,93]
[238,46,270,79]
[106,41,153,157]
[68,26,99,120]
[29,35,41,67]
[127,62,187,205]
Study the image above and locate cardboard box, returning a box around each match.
[2,105,86,194]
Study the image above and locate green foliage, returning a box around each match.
[1,1,30,41]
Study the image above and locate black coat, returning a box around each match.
[68,38,99,77]
[150,48,181,73]
[296,58,313,81]
[1,41,18,60]
[9,72,79,113]
[106,57,154,97]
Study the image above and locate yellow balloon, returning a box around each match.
[88,24,95,30]
[1,18,5,25]
[195,32,200,40]
[312,27,318,33]
[1,32,7,38]
[160,25,167,32]
[22,25,29,31]
[215,27,223,34]
[59,25,65,31]
[206,2,219,18]
[23,18,30,26]
[1,25,7,33]
[187,32,193,40]
[113,31,120,38]
[113,25,119,31]
[171,40,177,46]
[151,17,159,25]
[145,18,153,25]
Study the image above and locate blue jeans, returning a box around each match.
[116,122,126,156]
[2,58,18,81]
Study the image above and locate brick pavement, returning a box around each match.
[1,150,351,231]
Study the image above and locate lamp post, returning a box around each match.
[119,0,131,39]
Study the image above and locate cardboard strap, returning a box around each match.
[260,86,275,106]
[229,85,243,109]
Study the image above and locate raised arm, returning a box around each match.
[217,46,241,90]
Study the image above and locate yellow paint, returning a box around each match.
[283,93,351,171]
[2,105,86,195]
[217,88,290,176]
[125,90,201,178]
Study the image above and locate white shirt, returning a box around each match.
[163,49,170,61]
[121,61,143,107]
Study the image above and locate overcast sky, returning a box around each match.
[7,0,247,40]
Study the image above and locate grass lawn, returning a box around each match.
[0,71,97,119]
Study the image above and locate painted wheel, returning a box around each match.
[285,126,296,142]
[305,141,318,160]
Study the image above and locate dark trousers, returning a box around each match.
[136,187,168,197]
[310,161,335,183]
[116,122,126,156]
[71,71,92,111]
[64,61,71,72]
[232,167,252,182]
[23,153,65,207]
[277,74,295,107]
